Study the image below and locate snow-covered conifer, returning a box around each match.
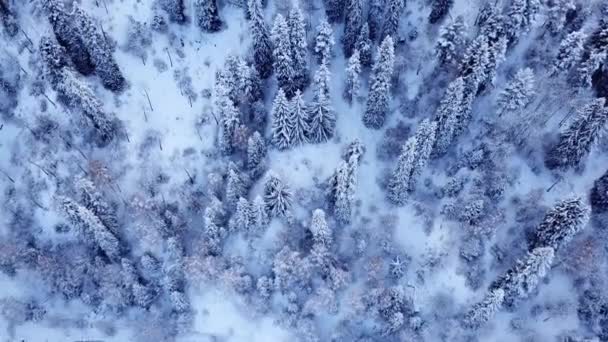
[226,168,246,209]
[591,170,608,213]
[39,36,69,82]
[545,98,608,169]
[271,15,294,96]
[310,209,332,248]
[288,5,309,93]
[247,131,268,176]
[343,50,362,104]
[324,0,345,22]
[436,16,467,66]
[314,18,335,64]
[533,197,590,251]
[463,289,505,328]
[343,0,363,57]
[387,137,417,205]
[552,31,587,75]
[412,119,437,179]
[506,0,541,40]
[309,63,335,143]
[289,90,310,146]
[545,0,576,34]
[243,66,263,104]
[433,77,466,156]
[218,96,241,155]
[364,36,395,129]
[76,178,119,236]
[429,0,454,25]
[496,68,535,117]
[332,161,354,224]
[195,0,223,32]
[157,0,186,23]
[368,0,385,41]
[497,247,555,305]
[381,0,405,41]
[56,195,121,260]
[248,0,274,78]
[251,195,269,233]
[355,23,373,67]
[231,197,253,232]
[264,173,293,218]
[271,89,294,150]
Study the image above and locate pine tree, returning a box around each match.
[288,5,309,94]
[381,0,405,41]
[264,173,293,218]
[217,95,241,155]
[44,0,94,76]
[496,68,535,117]
[411,119,437,179]
[355,23,373,67]
[545,0,576,34]
[552,31,587,75]
[506,0,541,40]
[433,77,466,156]
[271,88,293,150]
[247,131,268,176]
[533,197,590,251]
[290,90,310,146]
[343,50,362,104]
[314,18,335,64]
[195,0,223,32]
[463,289,505,328]
[76,178,119,236]
[157,0,186,23]
[591,170,608,213]
[73,7,126,92]
[368,0,385,41]
[343,0,363,57]
[387,137,417,205]
[429,0,454,25]
[231,197,253,232]
[497,247,555,305]
[309,63,336,143]
[324,0,345,22]
[226,168,246,209]
[248,0,274,78]
[435,16,467,66]
[363,36,395,129]
[251,195,269,233]
[310,209,332,248]
[271,15,294,96]
[545,98,608,169]
[332,161,354,224]
[56,195,121,260]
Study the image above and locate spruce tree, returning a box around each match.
[387,137,417,205]
[332,161,354,224]
[429,0,454,25]
[251,195,269,233]
[247,131,268,177]
[343,0,363,57]
[505,0,541,41]
[157,0,186,23]
[264,173,293,218]
[231,197,253,232]
[368,0,385,42]
[545,0,576,34]
[355,23,373,67]
[288,5,309,94]
[411,119,437,179]
[314,18,335,64]
[226,168,246,209]
[310,209,332,248]
[435,16,467,66]
[248,0,274,78]
[271,15,294,96]
[271,88,293,150]
[496,68,535,117]
[552,31,587,75]
[76,178,119,236]
[73,7,126,92]
[343,50,362,104]
[545,98,608,169]
[363,36,395,129]
[217,95,241,155]
[324,0,345,23]
[433,77,466,156]
[591,170,608,213]
[309,63,336,143]
[496,247,555,306]
[463,289,505,328]
[290,90,310,146]
[381,0,405,41]
[533,197,590,251]
[195,0,223,32]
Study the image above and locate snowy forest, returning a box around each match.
[1,0,608,340]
